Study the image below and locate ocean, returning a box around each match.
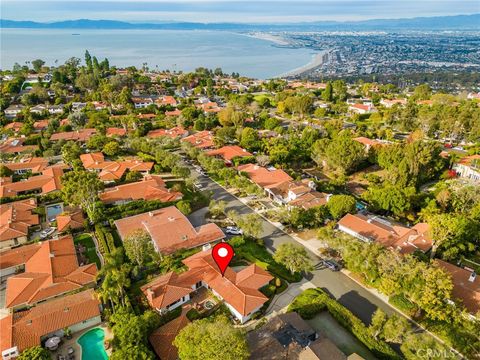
[0,28,316,79]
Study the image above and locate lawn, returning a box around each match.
[233,239,302,283]
[74,233,102,268]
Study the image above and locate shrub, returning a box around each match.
[288,288,400,359]
[389,294,419,318]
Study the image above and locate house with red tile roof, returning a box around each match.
[0,289,101,358]
[182,130,214,149]
[3,235,97,310]
[0,199,40,250]
[0,166,65,198]
[435,260,479,318]
[115,206,224,255]
[56,210,85,233]
[165,109,182,117]
[348,103,376,114]
[452,155,480,183]
[3,158,49,175]
[141,248,272,323]
[206,145,253,165]
[353,137,384,151]
[33,120,49,132]
[4,122,23,133]
[338,213,432,255]
[0,138,38,155]
[137,113,157,120]
[80,152,153,183]
[49,128,96,142]
[106,127,127,137]
[147,126,188,139]
[155,96,178,107]
[380,99,407,108]
[99,175,182,205]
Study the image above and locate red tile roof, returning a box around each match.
[457,155,480,167]
[142,249,272,316]
[115,206,224,255]
[147,126,188,139]
[99,175,182,204]
[3,157,49,174]
[149,308,190,360]
[0,242,41,271]
[155,96,178,107]
[353,137,382,147]
[0,138,38,154]
[338,214,432,254]
[289,191,329,209]
[206,145,252,162]
[50,129,96,142]
[5,235,97,308]
[80,152,153,182]
[182,131,214,149]
[56,210,85,233]
[0,199,39,243]
[4,122,23,132]
[165,109,182,117]
[436,260,480,316]
[0,166,64,197]
[237,164,292,189]
[0,289,101,353]
[106,127,127,137]
[33,120,49,131]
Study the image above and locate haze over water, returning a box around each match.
[0,28,316,78]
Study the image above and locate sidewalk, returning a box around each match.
[266,279,316,314]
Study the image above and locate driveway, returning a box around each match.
[186,163,402,325]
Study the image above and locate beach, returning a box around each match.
[278,50,329,78]
[246,32,291,46]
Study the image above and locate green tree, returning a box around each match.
[97,248,131,310]
[174,316,249,360]
[322,82,333,102]
[31,59,45,73]
[368,309,387,340]
[103,141,121,156]
[18,346,51,360]
[209,199,226,218]
[327,194,356,219]
[61,141,82,165]
[172,165,191,179]
[0,164,13,177]
[123,229,155,267]
[239,127,260,151]
[61,170,104,221]
[382,314,411,343]
[176,200,192,215]
[273,243,313,274]
[428,213,476,260]
[401,333,451,360]
[236,213,263,238]
[110,344,155,360]
[313,133,366,173]
[363,185,416,216]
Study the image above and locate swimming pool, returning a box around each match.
[46,203,63,222]
[77,328,108,360]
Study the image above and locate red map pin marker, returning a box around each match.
[212,243,234,276]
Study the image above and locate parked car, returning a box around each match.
[194,183,204,190]
[40,227,56,239]
[225,226,243,235]
[323,260,341,271]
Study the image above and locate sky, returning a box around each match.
[2,0,479,23]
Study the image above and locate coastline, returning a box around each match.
[243,32,291,46]
[278,50,329,78]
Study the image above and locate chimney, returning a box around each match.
[49,253,55,258]
[149,211,154,217]
[202,243,211,252]
[367,219,373,223]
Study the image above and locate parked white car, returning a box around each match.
[40,227,56,239]
[225,226,243,235]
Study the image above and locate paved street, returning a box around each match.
[188,167,403,325]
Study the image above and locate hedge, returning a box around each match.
[288,288,401,360]
[389,294,419,318]
[95,224,110,254]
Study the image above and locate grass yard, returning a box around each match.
[74,233,101,268]
[234,239,302,283]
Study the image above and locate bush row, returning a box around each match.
[288,288,400,360]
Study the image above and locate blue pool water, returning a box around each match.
[77,328,108,360]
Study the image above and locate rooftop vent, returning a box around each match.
[168,216,175,222]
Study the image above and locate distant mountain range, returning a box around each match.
[2,14,480,31]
